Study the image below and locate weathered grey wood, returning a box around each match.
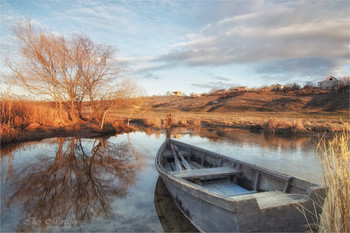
[283,177,292,193]
[173,144,192,170]
[255,191,300,209]
[188,160,204,169]
[163,149,192,159]
[156,139,326,233]
[254,172,261,191]
[170,167,242,179]
[163,149,173,158]
[168,162,175,171]
[201,153,205,166]
[219,158,223,167]
[170,143,183,171]
[163,163,172,172]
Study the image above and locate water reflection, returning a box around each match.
[143,126,316,152]
[1,137,143,232]
[1,128,324,232]
[154,177,198,232]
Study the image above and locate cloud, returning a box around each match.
[132,63,174,74]
[143,72,160,80]
[256,58,347,78]
[215,76,231,82]
[157,0,349,76]
[113,56,154,64]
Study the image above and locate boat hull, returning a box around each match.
[155,140,325,232]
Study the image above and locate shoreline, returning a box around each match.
[1,111,348,146]
[113,111,348,135]
[0,122,134,146]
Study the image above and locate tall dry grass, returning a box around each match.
[316,125,350,232]
[1,94,62,143]
[264,118,307,134]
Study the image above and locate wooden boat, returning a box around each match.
[155,139,325,232]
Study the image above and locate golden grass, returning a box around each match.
[316,125,350,232]
[0,96,62,143]
[1,98,60,127]
[264,118,307,134]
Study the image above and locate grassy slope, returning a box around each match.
[136,90,349,118]
[107,90,349,135]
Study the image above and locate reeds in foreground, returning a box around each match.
[316,125,350,232]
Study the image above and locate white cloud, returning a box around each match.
[114,56,154,64]
[157,0,349,76]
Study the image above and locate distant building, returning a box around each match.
[318,76,340,90]
[271,84,284,91]
[171,91,182,96]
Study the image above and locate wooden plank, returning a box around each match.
[170,167,242,179]
[163,149,190,159]
[203,181,257,197]
[163,149,173,158]
[168,162,175,171]
[173,144,192,170]
[163,163,173,172]
[201,153,205,166]
[188,161,204,169]
[255,191,300,209]
[254,172,261,191]
[170,143,183,171]
[218,158,223,167]
[283,177,292,193]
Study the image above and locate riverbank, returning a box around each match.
[2,111,346,146]
[0,122,134,146]
[1,89,348,145]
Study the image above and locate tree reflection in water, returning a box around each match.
[4,137,143,232]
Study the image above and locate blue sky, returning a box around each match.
[1,0,349,96]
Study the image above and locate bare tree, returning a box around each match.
[7,19,135,126]
[7,20,67,123]
[339,76,350,90]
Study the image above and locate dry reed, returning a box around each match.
[316,125,350,232]
[264,118,307,134]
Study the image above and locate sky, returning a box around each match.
[1,0,349,96]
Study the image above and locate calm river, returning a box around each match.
[0,128,323,232]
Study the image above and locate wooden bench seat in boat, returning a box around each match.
[253,190,301,209]
[170,167,242,179]
[203,181,257,197]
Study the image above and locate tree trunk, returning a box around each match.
[100,109,109,130]
[58,101,65,125]
[70,98,78,123]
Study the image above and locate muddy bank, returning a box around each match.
[0,122,134,146]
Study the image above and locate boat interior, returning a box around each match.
[159,140,314,199]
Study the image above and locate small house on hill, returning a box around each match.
[171,91,182,96]
[318,76,339,90]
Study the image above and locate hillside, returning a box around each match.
[140,90,349,114]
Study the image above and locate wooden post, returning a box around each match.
[166,114,172,142]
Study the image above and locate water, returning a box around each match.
[0,128,323,232]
